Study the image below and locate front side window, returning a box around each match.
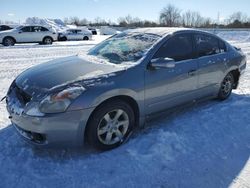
[67,30,74,34]
[194,34,224,57]
[153,34,194,61]
[21,26,31,32]
[88,32,160,64]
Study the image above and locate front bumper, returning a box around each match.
[9,108,94,148]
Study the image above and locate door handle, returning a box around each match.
[188,70,197,76]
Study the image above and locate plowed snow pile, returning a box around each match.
[0,32,249,188]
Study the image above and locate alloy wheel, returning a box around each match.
[97,109,129,145]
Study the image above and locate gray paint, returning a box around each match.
[6,28,247,147]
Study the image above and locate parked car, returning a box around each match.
[58,29,92,41]
[88,28,97,35]
[100,26,119,35]
[0,25,13,32]
[5,28,246,150]
[0,25,57,46]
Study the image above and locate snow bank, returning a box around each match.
[217,31,250,42]
[25,17,68,32]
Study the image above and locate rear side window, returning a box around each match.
[219,40,227,53]
[194,34,226,57]
[41,27,49,32]
[32,26,42,32]
[154,34,194,61]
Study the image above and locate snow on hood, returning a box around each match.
[15,55,126,99]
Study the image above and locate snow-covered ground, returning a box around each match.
[0,32,249,188]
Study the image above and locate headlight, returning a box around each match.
[39,86,85,114]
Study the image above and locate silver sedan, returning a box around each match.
[5,28,247,150]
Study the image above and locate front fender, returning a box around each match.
[68,88,142,111]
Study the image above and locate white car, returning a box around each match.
[58,29,92,41]
[0,25,57,46]
[100,26,120,35]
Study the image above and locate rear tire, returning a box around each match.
[43,37,53,45]
[3,37,15,46]
[60,36,67,41]
[83,36,89,41]
[86,100,135,151]
[218,73,234,100]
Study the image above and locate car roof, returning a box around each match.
[125,27,208,37]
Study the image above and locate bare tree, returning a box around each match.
[159,4,181,26]
[67,16,80,26]
[79,18,88,26]
[117,15,143,27]
[182,11,202,27]
[227,12,248,24]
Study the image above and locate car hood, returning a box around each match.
[15,55,125,98]
[0,29,16,34]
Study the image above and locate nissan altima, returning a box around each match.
[4,28,246,150]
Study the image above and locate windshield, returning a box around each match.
[88,32,161,64]
[15,26,23,30]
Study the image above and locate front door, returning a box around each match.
[145,33,199,115]
[16,26,32,42]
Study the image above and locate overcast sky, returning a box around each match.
[1,0,250,23]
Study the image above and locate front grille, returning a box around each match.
[13,124,46,144]
[11,82,32,105]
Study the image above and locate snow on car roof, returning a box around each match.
[125,27,195,36]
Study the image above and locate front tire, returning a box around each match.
[43,37,53,45]
[3,37,15,46]
[218,73,234,100]
[86,100,135,151]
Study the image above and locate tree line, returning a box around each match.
[64,4,250,28]
[1,4,250,28]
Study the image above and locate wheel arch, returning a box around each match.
[229,69,240,89]
[43,36,53,42]
[224,67,240,89]
[3,36,16,43]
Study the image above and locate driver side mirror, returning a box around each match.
[18,31,22,34]
[149,57,176,69]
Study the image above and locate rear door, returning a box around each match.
[145,33,199,115]
[76,30,83,40]
[67,30,77,40]
[30,26,44,42]
[194,33,228,97]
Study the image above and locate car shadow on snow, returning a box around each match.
[0,93,249,187]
